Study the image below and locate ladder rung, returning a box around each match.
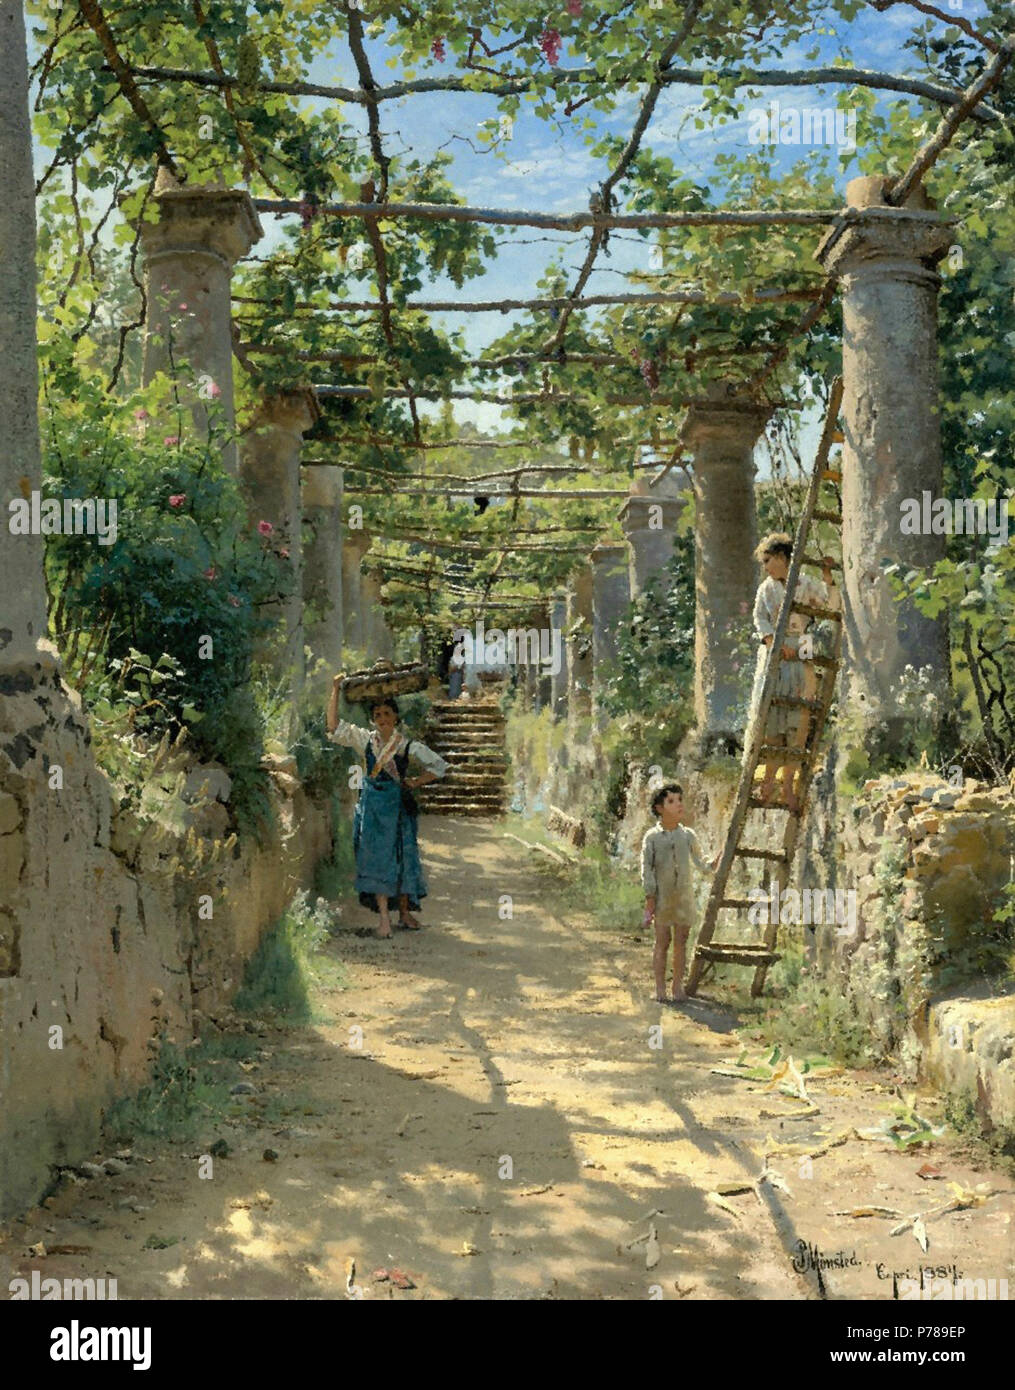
[830,430,845,444]
[696,945,781,966]
[812,508,842,523]
[790,601,842,622]
[800,553,840,570]
[719,897,763,911]
[747,796,802,813]
[810,654,839,671]
[735,846,788,863]
[770,695,825,711]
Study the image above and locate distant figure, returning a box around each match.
[326,675,449,939]
[745,533,836,811]
[641,783,716,1004]
[448,636,466,700]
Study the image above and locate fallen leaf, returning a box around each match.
[645,1222,660,1270]
[913,1217,929,1253]
[835,1207,904,1219]
[917,1164,944,1181]
[715,1182,755,1196]
[459,1242,482,1256]
[707,1193,743,1220]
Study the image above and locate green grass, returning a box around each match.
[503,812,645,933]
[103,1032,261,1144]
[233,890,337,1023]
[313,798,357,902]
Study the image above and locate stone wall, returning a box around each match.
[832,774,1015,1088]
[0,660,331,1219]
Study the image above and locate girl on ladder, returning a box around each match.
[745,533,837,811]
[326,674,449,938]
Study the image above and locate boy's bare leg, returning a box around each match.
[376,894,392,938]
[653,923,671,1001]
[671,925,690,1001]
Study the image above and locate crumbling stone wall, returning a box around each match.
[0,660,330,1219]
[832,775,1014,1092]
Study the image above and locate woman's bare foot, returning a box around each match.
[671,988,688,1003]
[397,911,422,930]
[377,911,393,939]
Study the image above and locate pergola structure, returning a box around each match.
[17,1,1015,734]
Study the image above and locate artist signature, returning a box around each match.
[792,1240,862,1273]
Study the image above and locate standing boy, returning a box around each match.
[641,783,715,1003]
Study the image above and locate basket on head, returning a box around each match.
[339,659,429,704]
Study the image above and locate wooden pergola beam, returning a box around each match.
[344,484,630,499]
[235,287,820,314]
[253,198,840,232]
[123,62,1000,121]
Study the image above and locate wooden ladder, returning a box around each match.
[686,377,845,1000]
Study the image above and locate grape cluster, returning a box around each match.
[629,349,660,392]
[539,27,562,64]
[431,36,446,62]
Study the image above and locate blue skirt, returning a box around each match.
[352,774,428,913]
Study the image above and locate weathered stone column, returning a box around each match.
[301,465,344,692]
[0,1,51,674]
[139,174,262,473]
[618,474,688,599]
[566,564,594,724]
[239,390,319,690]
[360,562,394,662]
[341,529,372,658]
[589,542,631,691]
[817,177,954,749]
[550,590,569,718]
[682,393,771,740]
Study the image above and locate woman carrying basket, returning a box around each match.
[326,673,449,939]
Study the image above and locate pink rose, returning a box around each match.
[134,407,149,421]
[169,493,186,508]
[203,565,216,580]
[207,380,221,398]
[228,594,240,608]
[279,547,290,559]
[257,520,274,536]
[164,435,180,446]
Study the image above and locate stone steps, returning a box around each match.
[421,700,509,817]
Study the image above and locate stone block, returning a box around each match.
[0,792,20,834]
[0,828,25,890]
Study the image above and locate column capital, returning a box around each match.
[816,177,956,285]
[140,183,263,266]
[681,394,773,452]
[589,540,629,567]
[343,527,372,560]
[302,463,343,510]
[245,387,321,441]
[618,490,686,535]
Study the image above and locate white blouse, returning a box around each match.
[327,719,449,779]
[753,572,828,642]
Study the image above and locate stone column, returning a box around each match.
[301,465,344,693]
[589,542,632,689]
[682,392,771,740]
[360,563,394,662]
[139,174,262,474]
[341,529,372,658]
[618,475,689,599]
[0,1,51,674]
[566,565,594,724]
[239,390,319,691]
[550,590,569,718]
[817,176,954,750]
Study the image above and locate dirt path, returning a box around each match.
[3,818,1012,1300]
